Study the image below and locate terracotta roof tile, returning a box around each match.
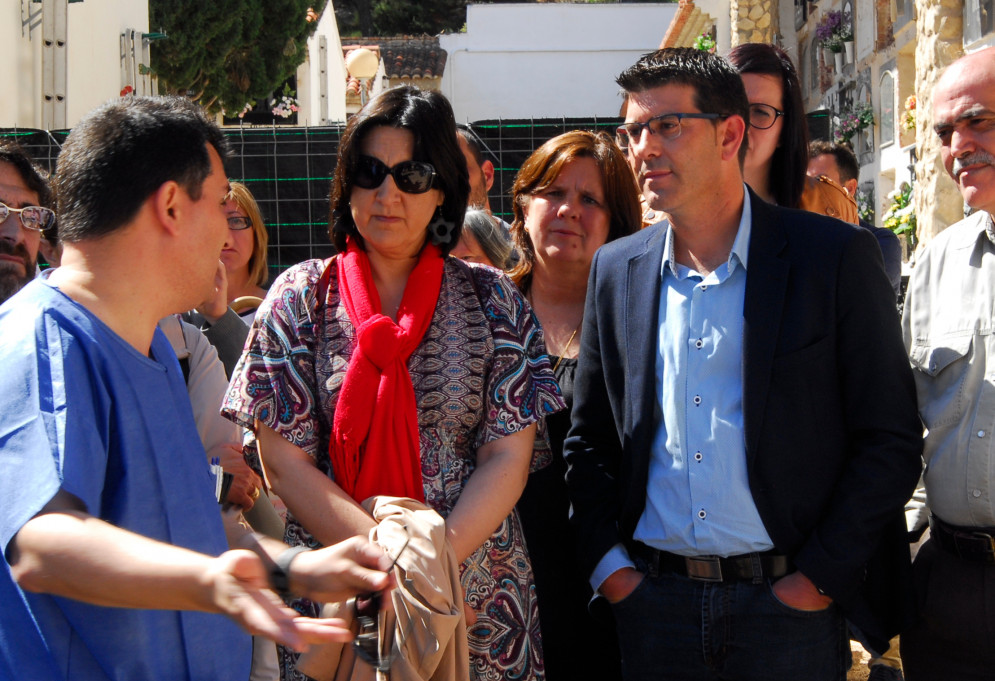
[343,36,447,80]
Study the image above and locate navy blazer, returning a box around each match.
[564,190,922,651]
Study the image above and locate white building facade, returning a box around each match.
[4,0,152,129]
[440,3,679,122]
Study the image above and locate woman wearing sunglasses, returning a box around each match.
[222,85,563,681]
[728,43,857,222]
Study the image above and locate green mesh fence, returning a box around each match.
[2,116,621,281]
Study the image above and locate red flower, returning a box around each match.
[120,85,134,97]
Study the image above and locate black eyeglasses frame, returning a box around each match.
[748,103,786,130]
[226,216,253,231]
[615,112,729,149]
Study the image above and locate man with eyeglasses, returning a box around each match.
[900,46,995,679]
[564,48,921,680]
[0,96,395,681]
[0,140,55,304]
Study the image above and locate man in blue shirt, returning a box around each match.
[564,48,922,680]
[0,96,393,681]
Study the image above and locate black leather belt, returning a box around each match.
[929,515,995,564]
[632,542,793,582]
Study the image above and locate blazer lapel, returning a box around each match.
[742,193,789,463]
[625,225,667,453]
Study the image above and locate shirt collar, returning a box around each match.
[662,183,751,277]
[983,211,995,247]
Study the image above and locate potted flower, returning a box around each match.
[693,32,717,54]
[856,189,874,224]
[837,11,854,62]
[816,10,844,58]
[271,84,300,121]
[902,95,916,132]
[833,103,874,145]
[883,182,917,252]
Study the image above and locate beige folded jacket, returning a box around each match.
[297,496,469,681]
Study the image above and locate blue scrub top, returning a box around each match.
[0,279,251,681]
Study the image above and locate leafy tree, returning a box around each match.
[333,0,665,38]
[150,0,324,114]
[334,0,468,36]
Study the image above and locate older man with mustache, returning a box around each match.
[0,140,53,304]
[900,46,995,680]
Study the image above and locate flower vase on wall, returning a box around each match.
[844,41,854,62]
[834,52,844,72]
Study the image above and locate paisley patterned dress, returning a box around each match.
[222,256,564,681]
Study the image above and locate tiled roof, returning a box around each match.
[660,0,717,48]
[343,36,447,79]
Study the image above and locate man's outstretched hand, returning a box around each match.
[206,537,394,651]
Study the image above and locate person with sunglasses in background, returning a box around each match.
[0,139,55,305]
[728,43,858,224]
[222,85,563,681]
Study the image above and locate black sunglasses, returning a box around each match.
[352,528,412,674]
[354,156,437,194]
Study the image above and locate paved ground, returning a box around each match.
[847,641,872,680]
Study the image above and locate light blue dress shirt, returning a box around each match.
[592,186,775,590]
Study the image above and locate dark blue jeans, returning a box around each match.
[609,564,849,681]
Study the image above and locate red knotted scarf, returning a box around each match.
[329,238,443,503]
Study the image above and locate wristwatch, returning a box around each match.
[270,546,310,598]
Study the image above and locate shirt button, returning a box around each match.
[698,509,707,519]
[694,451,703,462]
[979,430,986,438]
[973,489,982,498]
[695,339,704,349]
[693,395,702,406]
[700,285,708,291]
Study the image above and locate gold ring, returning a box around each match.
[250,487,260,500]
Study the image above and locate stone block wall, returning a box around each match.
[730,0,779,45]
[914,0,965,242]
[875,0,895,49]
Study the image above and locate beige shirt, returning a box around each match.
[903,210,995,527]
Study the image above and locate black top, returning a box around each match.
[516,355,621,681]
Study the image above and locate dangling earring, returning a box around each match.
[427,207,456,246]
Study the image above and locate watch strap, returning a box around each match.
[270,546,309,598]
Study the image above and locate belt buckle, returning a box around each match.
[970,531,995,563]
[685,555,723,582]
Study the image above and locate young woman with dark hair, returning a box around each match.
[729,43,857,222]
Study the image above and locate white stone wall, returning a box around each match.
[297,6,347,125]
[2,0,148,129]
[439,3,678,121]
